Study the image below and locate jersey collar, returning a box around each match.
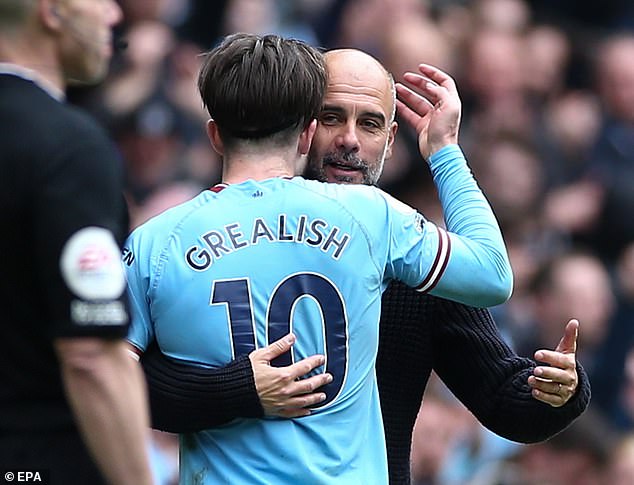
[210,176,295,192]
[0,63,65,101]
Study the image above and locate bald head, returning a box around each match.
[325,49,396,122]
[306,48,398,186]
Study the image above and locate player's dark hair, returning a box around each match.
[198,33,326,147]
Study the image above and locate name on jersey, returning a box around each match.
[185,214,351,271]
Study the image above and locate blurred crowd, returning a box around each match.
[69,0,634,484]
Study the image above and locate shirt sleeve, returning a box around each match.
[123,229,155,352]
[36,112,130,338]
[387,144,513,308]
[141,342,264,433]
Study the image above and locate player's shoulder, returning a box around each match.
[128,191,208,242]
[294,178,416,216]
[291,177,383,201]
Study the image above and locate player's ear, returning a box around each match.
[298,119,317,156]
[384,120,398,161]
[205,119,224,156]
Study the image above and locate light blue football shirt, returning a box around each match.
[125,145,512,484]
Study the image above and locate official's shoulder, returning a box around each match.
[61,102,111,140]
[1,75,102,138]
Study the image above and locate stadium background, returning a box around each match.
[68,1,634,483]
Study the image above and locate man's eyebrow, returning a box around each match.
[362,111,386,125]
[320,104,346,114]
[320,104,387,125]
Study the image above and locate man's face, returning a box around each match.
[58,0,123,85]
[306,50,397,186]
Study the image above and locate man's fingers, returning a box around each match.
[292,371,333,393]
[533,365,574,385]
[399,75,450,114]
[283,391,328,410]
[396,82,434,114]
[395,98,422,132]
[400,73,441,101]
[252,333,296,362]
[395,84,433,135]
[416,63,458,94]
[530,319,579,409]
[266,374,332,417]
[529,386,567,408]
[528,376,572,408]
[534,349,575,369]
[277,408,312,418]
[398,74,461,122]
[288,354,327,380]
[556,319,579,354]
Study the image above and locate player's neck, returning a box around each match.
[221,154,297,184]
[0,35,65,95]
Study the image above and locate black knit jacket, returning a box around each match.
[376,282,590,484]
[142,281,591,484]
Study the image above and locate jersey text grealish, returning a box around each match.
[185,214,351,271]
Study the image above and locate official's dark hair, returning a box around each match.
[198,33,326,146]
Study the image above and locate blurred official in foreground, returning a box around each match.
[0,1,154,484]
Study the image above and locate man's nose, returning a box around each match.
[335,123,360,152]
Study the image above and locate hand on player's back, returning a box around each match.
[250,333,333,418]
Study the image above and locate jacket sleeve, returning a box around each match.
[140,341,264,433]
[431,298,591,443]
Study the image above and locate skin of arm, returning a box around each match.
[55,338,154,485]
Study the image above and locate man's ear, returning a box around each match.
[205,120,224,156]
[384,120,398,160]
[298,119,317,156]
[39,0,63,31]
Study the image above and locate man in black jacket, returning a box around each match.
[140,48,590,484]
[0,1,153,484]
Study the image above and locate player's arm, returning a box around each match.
[395,64,513,307]
[55,337,154,485]
[431,298,590,442]
[141,333,332,433]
